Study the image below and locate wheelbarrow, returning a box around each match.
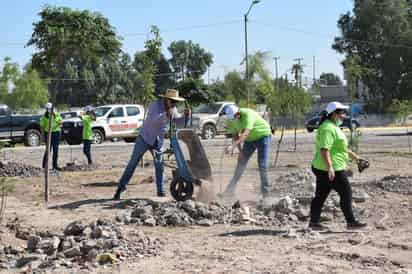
[165,108,212,201]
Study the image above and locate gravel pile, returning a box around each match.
[116,199,310,228]
[373,175,412,195]
[0,161,42,178]
[0,219,163,272]
[271,169,316,205]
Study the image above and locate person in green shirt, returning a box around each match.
[310,101,368,230]
[40,102,63,171]
[80,106,96,165]
[221,105,272,198]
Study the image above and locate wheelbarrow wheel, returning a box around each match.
[170,178,194,201]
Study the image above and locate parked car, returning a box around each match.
[60,110,82,120]
[192,102,236,139]
[0,104,42,146]
[305,116,361,132]
[61,104,145,145]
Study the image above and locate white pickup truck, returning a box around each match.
[61,104,145,144]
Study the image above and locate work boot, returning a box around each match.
[113,188,122,200]
[347,221,367,229]
[309,222,328,231]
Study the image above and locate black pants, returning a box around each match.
[42,132,60,169]
[83,140,92,164]
[310,166,356,224]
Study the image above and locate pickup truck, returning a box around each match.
[192,101,236,139]
[0,104,42,146]
[61,104,145,145]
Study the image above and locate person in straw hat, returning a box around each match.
[113,89,190,199]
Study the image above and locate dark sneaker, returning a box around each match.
[53,166,63,171]
[347,221,367,229]
[309,222,328,231]
[113,188,122,200]
[157,192,166,197]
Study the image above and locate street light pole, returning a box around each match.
[273,56,280,90]
[244,0,261,107]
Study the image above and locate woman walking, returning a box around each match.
[309,101,367,230]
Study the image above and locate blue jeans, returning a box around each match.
[83,140,92,164]
[118,135,164,195]
[42,131,60,169]
[225,135,271,196]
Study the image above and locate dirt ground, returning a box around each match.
[1,132,412,273]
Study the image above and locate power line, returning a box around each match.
[251,20,412,50]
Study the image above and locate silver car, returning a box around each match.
[192,102,236,139]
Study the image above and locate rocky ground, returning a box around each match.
[0,133,411,273]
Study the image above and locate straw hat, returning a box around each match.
[160,89,185,102]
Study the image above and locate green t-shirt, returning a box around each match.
[40,113,62,133]
[81,115,93,140]
[226,108,271,142]
[312,120,349,171]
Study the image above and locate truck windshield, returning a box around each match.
[194,103,222,114]
[94,107,111,117]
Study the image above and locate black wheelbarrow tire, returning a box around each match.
[170,178,194,201]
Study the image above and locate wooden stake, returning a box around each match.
[44,107,53,206]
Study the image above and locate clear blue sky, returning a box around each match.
[0,0,353,83]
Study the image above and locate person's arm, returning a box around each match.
[348,149,360,161]
[320,148,335,181]
[317,127,335,181]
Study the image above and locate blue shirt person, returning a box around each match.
[113,89,190,199]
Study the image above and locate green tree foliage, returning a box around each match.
[0,58,48,110]
[168,40,213,80]
[133,25,163,107]
[333,0,412,111]
[223,71,246,104]
[0,57,19,102]
[319,72,343,86]
[27,5,122,106]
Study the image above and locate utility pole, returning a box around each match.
[273,56,280,90]
[244,0,261,107]
[293,58,304,88]
[312,56,316,87]
[244,14,249,106]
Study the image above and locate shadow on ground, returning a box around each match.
[217,229,286,237]
[48,197,154,210]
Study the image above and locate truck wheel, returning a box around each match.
[92,129,104,144]
[24,129,41,147]
[202,124,216,139]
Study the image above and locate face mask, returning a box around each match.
[336,119,343,127]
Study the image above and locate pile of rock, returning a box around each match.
[1,219,163,272]
[116,199,310,228]
[0,161,42,178]
[374,175,412,195]
[271,169,316,203]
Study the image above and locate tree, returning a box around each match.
[0,57,19,102]
[319,72,343,86]
[8,67,49,110]
[223,71,246,104]
[27,6,122,106]
[0,58,48,110]
[333,0,412,111]
[168,40,213,80]
[133,25,162,107]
